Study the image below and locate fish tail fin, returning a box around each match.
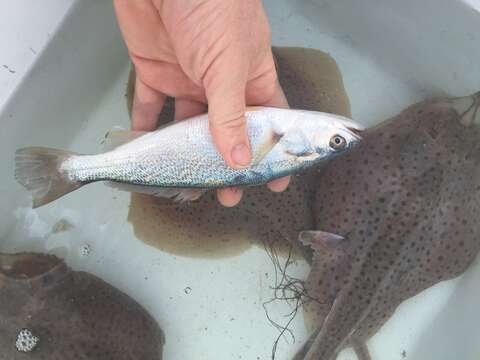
[15,147,83,208]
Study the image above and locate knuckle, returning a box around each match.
[247,68,278,103]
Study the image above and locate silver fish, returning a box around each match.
[15,107,362,208]
[295,91,480,360]
[125,46,353,262]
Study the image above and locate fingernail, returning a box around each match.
[231,143,251,168]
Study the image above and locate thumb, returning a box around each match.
[204,68,251,169]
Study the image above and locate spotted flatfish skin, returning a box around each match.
[297,92,480,359]
[0,253,164,360]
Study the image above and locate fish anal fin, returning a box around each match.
[299,230,344,252]
[106,182,205,202]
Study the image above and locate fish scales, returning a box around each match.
[63,110,281,186]
[62,108,358,186]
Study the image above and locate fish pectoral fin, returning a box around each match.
[281,128,315,157]
[102,129,148,150]
[298,230,344,252]
[106,182,205,202]
[251,129,283,165]
[251,127,313,165]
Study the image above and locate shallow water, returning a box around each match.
[2,1,480,358]
[0,59,465,360]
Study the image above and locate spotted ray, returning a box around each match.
[296,92,480,360]
[0,252,164,359]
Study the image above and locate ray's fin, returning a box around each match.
[296,230,350,360]
[449,91,480,127]
[299,230,345,252]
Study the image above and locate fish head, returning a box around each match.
[277,112,362,164]
[309,114,363,159]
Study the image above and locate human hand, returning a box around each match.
[114,0,290,206]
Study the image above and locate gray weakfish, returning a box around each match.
[15,107,361,208]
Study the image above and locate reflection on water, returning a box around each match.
[0,252,164,359]
[126,47,351,259]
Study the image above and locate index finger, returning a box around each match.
[131,75,166,131]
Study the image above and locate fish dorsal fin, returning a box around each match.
[299,230,344,252]
[102,129,148,151]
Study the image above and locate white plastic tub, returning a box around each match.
[1,1,480,359]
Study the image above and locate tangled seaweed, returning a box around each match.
[262,239,323,360]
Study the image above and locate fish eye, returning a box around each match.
[329,135,347,150]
